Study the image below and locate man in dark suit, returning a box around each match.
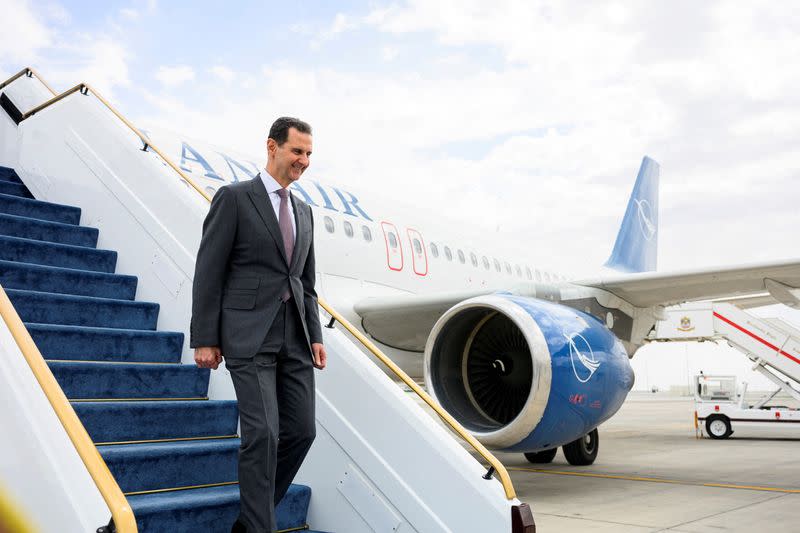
[190,117,326,533]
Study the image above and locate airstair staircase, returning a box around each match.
[654,302,800,401]
[0,165,326,532]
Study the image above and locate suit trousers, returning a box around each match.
[225,300,316,533]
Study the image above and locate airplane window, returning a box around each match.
[535,269,542,281]
[482,256,490,270]
[362,225,372,242]
[388,232,398,248]
[516,265,522,277]
[324,216,335,234]
[544,272,551,282]
[430,242,439,258]
[457,250,465,264]
[444,246,453,261]
[470,252,478,267]
[413,238,422,255]
[525,266,532,280]
[504,262,512,274]
[493,259,501,272]
[343,220,354,238]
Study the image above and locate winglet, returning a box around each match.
[604,156,660,273]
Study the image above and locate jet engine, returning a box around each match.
[424,294,634,455]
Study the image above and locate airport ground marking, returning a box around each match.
[507,467,800,494]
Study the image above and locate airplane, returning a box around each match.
[145,129,800,468]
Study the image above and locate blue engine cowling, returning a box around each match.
[423,294,634,452]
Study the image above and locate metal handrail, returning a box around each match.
[0,284,137,532]
[0,67,517,500]
[0,67,57,95]
[21,83,87,120]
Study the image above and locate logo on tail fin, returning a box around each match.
[635,198,656,241]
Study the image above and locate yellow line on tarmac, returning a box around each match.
[507,467,800,494]
[703,482,800,493]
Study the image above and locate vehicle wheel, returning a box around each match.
[562,428,599,466]
[524,448,557,464]
[705,415,732,439]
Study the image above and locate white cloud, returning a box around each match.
[119,8,139,20]
[118,0,158,21]
[155,65,196,87]
[42,2,71,25]
[0,1,132,99]
[39,35,131,99]
[0,0,53,65]
[76,38,130,95]
[380,46,399,61]
[327,12,358,36]
[209,65,235,83]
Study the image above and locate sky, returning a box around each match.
[2,0,799,390]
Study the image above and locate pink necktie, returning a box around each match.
[276,188,294,301]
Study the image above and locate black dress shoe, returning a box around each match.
[231,518,247,533]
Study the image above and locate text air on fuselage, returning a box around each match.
[178,139,372,222]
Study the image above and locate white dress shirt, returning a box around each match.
[260,170,296,239]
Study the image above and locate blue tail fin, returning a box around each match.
[604,156,660,273]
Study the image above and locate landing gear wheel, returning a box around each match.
[562,428,599,466]
[524,448,557,464]
[705,415,732,439]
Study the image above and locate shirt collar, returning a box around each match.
[260,168,286,195]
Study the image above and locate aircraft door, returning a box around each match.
[407,228,428,276]
[381,221,404,271]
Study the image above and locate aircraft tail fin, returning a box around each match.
[604,156,660,273]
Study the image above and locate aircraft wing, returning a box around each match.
[712,293,778,309]
[575,258,800,308]
[354,258,800,351]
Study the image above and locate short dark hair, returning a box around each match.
[268,117,312,146]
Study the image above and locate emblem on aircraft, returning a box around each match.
[634,198,656,241]
[566,333,601,383]
[677,316,695,332]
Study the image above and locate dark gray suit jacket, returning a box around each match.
[190,175,323,358]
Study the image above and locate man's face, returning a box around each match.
[267,127,312,185]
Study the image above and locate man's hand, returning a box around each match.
[195,346,222,370]
[312,343,327,370]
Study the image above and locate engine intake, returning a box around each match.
[424,294,634,451]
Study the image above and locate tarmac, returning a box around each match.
[490,392,800,532]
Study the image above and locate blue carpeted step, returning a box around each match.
[0,167,21,183]
[127,484,315,533]
[0,260,137,300]
[8,289,158,330]
[49,361,208,399]
[0,212,98,246]
[0,235,116,272]
[99,439,239,494]
[0,180,32,198]
[0,192,80,224]
[128,484,239,533]
[74,400,238,443]
[27,323,182,362]
[276,484,313,531]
